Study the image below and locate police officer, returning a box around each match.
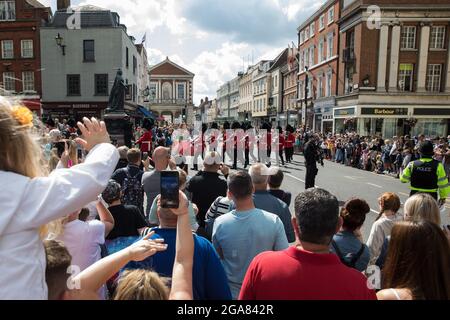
[400,140,450,206]
[303,134,323,189]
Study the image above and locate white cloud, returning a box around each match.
[45,0,325,106]
[38,0,52,7]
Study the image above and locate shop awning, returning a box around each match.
[137,106,156,119]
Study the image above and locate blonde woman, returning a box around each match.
[404,193,441,226]
[0,98,119,299]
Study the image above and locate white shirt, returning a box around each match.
[0,143,119,300]
[57,220,105,272]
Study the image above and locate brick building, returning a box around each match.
[148,57,195,125]
[336,0,450,137]
[297,0,340,132]
[0,0,51,115]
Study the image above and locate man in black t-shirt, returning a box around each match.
[186,152,229,233]
[101,180,148,240]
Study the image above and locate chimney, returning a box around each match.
[57,0,71,11]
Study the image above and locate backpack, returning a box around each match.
[332,240,365,270]
[121,168,144,210]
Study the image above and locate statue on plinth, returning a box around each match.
[106,69,126,113]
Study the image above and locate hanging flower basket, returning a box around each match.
[344,117,355,125]
[405,117,418,128]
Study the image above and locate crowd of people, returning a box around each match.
[1,99,449,301]
[297,131,450,180]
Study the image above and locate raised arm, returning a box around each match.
[71,232,167,294]
[167,191,194,300]
[96,199,115,237]
[13,118,119,231]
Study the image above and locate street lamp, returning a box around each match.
[55,33,66,56]
[304,66,309,128]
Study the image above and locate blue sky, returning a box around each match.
[40,0,323,104]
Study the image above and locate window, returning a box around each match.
[67,74,81,95]
[318,76,323,98]
[305,27,309,40]
[21,40,33,58]
[133,56,137,75]
[319,15,325,30]
[0,1,15,21]
[1,40,13,59]
[2,71,14,91]
[309,46,314,66]
[22,71,35,92]
[22,71,34,92]
[300,31,304,44]
[308,78,313,98]
[326,72,332,97]
[426,64,442,92]
[401,26,416,50]
[327,33,334,59]
[83,40,95,62]
[149,83,157,100]
[298,81,304,99]
[328,7,334,24]
[398,64,414,91]
[318,39,324,63]
[310,23,315,38]
[177,83,185,100]
[430,26,446,49]
[95,74,108,95]
[126,47,129,67]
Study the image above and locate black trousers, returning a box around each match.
[410,190,438,201]
[278,149,285,165]
[305,165,318,189]
[244,149,249,168]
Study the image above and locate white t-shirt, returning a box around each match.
[58,219,105,272]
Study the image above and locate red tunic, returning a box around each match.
[285,133,295,149]
[136,130,152,152]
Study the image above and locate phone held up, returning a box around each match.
[160,170,180,209]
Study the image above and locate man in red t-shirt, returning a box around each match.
[239,188,377,300]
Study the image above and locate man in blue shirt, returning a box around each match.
[148,206,231,300]
[212,171,289,299]
[249,163,295,243]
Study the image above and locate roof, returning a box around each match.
[26,0,46,8]
[268,48,289,72]
[297,0,337,32]
[49,7,120,28]
[149,57,195,77]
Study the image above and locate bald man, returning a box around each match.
[142,147,174,220]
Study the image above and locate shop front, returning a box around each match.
[42,102,106,122]
[21,97,42,116]
[357,107,409,138]
[333,107,357,134]
[411,107,450,137]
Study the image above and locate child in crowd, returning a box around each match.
[0,98,119,299]
[366,192,403,266]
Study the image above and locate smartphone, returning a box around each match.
[160,171,180,209]
[77,149,83,160]
[143,152,149,161]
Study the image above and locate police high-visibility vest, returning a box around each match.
[400,157,450,199]
[410,159,439,190]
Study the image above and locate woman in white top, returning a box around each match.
[0,98,119,300]
[377,221,450,300]
[366,192,403,265]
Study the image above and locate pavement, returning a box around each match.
[188,150,450,242]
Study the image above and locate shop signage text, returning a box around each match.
[361,108,408,116]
